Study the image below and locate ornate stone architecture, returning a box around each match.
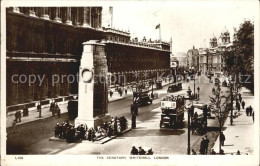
[198,27,235,75]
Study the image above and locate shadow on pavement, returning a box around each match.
[121,129,185,137]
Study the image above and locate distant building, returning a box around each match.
[187,46,199,70]
[6,7,171,106]
[198,27,236,74]
[174,52,188,68]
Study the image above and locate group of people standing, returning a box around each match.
[199,135,210,154]
[50,100,61,118]
[130,146,154,155]
[236,93,254,122]
[54,116,128,143]
[54,121,87,143]
[110,87,129,98]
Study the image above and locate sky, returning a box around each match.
[105,0,257,53]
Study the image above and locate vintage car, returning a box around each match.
[160,95,185,128]
[190,103,208,135]
[133,91,153,106]
[167,83,182,93]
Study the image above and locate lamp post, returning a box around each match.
[185,88,193,155]
[230,83,233,125]
[193,74,196,98]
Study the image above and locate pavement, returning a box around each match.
[212,87,255,155]
[6,102,69,128]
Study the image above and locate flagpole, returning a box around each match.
[159,26,161,41]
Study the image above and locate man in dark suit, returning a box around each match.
[220,132,226,146]
[130,146,138,155]
[37,103,41,117]
[50,100,55,112]
[23,106,29,116]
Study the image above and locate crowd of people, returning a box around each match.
[130,146,154,155]
[54,116,128,143]
[109,86,131,98]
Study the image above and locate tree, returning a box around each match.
[222,20,254,93]
[209,84,228,153]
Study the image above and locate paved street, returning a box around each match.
[6,75,223,155]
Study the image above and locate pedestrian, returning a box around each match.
[210,149,216,155]
[197,87,200,93]
[14,111,18,122]
[16,111,22,122]
[110,90,113,98]
[11,120,17,134]
[199,138,205,154]
[131,113,136,129]
[146,148,154,155]
[246,106,249,116]
[252,111,254,123]
[50,99,55,112]
[237,103,240,112]
[23,106,29,116]
[107,123,113,137]
[91,128,96,142]
[52,103,56,116]
[37,103,41,118]
[249,105,253,116]
[130,146,138,155]
[236,150,241,155]
[114,117,118,135]
[238,93,242,103]
[204,135,209,154]
[192,149,197,155]
[125,88,127,95]
[138,146,146,155]
[57,106,61,118]
[220,132,225,146]
[54,123,60,137]
[241,100,245,109]
[88,128,92,141]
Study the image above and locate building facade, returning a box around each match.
[187,46,199,71]
[6,7,171,106]
[198,27,235,74]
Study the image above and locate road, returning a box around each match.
[7,75,224,154]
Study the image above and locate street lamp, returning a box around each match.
[185,88,193,155]
[193,74,196,99]
[230,82,233,125]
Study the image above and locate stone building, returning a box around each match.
[6,7,171,108]
[198,27,235,75]
[187,46,199,71]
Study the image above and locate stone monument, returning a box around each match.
[75,40,110,128]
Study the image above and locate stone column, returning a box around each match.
[41,7,50,20]
[75,7,80,27]
[29,7,36,17]
[75,40,110,128]
[82,7,89,27]
[97,9,100,29]
[99,8,102,29]
[65,7,72,25]
[89,7,92,27]
[54,7,62,23]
